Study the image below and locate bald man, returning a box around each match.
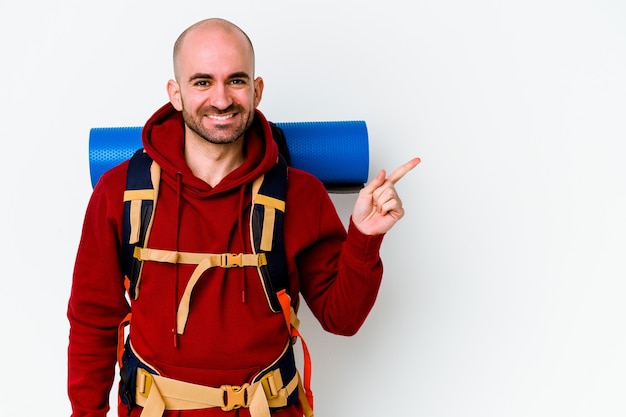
[68,18,419,417]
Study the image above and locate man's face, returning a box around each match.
[168,27,263,145]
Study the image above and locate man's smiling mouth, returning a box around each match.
[207,113,236,120]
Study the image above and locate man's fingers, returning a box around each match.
[387,157,421,185]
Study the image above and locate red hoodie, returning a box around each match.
[67,103,385,417]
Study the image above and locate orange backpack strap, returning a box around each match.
[117,312,132,367]
[277,289,314,415]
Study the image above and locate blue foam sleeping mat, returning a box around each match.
[89,120,369,193]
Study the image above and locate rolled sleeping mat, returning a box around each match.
[89,120,369,193]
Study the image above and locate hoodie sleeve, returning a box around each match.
[67,165,130,417]
[286,170,385,336]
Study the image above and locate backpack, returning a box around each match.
[122,122,291,306]
[117,123,314,415]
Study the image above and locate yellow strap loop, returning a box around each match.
[254,194,285,212]
[123,189,155,201]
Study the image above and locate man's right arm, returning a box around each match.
[67,167,131,417]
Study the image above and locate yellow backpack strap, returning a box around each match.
[172,252,266,335]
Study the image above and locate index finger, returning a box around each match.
[387,157,421,184]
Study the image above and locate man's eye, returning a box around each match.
[231,79,246,86]
[195,80,208,87]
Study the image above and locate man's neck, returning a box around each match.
[184,131,246,187]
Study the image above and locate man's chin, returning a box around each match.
[200,129,244,145]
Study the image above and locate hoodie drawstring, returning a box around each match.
[173,172,183,348]
[238,185,248,304]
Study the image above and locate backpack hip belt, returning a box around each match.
[124,340,302,417]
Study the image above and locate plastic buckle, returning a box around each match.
[221,383,250,411]
[223,253,243,268]
[260,371,279,399]
[136,368,153,398]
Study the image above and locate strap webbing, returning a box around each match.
[277,289,314,416]
[133,363,299,417]
[133,246,267,335]
[117,312,132,367]
[134,248,266,267]
[251,174,286,252]
[174,252,265,334]
[249,158,289,312]
[254,193,286,212]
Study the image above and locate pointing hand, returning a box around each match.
[352,157,421,235]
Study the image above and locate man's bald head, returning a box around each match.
[172,18,255,81]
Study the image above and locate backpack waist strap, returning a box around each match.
[134,366,299,417]
[130,340,301,417]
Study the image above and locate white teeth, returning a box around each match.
[209,114,233,120]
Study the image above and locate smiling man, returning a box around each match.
[169,20,264,186]
[67,18,419,417]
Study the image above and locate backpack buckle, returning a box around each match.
[220,383,250,411]
[222,253,243,268]
[136,368,153,398]
[260,370,280,399]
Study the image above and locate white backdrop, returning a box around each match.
[2,1,626,416]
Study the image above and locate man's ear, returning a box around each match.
[167,79,183,110]
[253,77,264,108]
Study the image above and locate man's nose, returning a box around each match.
[210,84,233,110]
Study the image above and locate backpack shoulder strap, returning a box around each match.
[269,122,291,166]
[122,149,158,299]
[250,154,289,312]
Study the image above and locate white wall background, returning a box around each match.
[2,0,625,416]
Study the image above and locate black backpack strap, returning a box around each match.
[251,154,289,312]
[122,149,156,299]
[269,122,291,166]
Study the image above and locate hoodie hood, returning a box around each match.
[141,102,279,197]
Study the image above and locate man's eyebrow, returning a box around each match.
[188,72,251,82]
[188,73,214,82]
[229,71,251,80]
